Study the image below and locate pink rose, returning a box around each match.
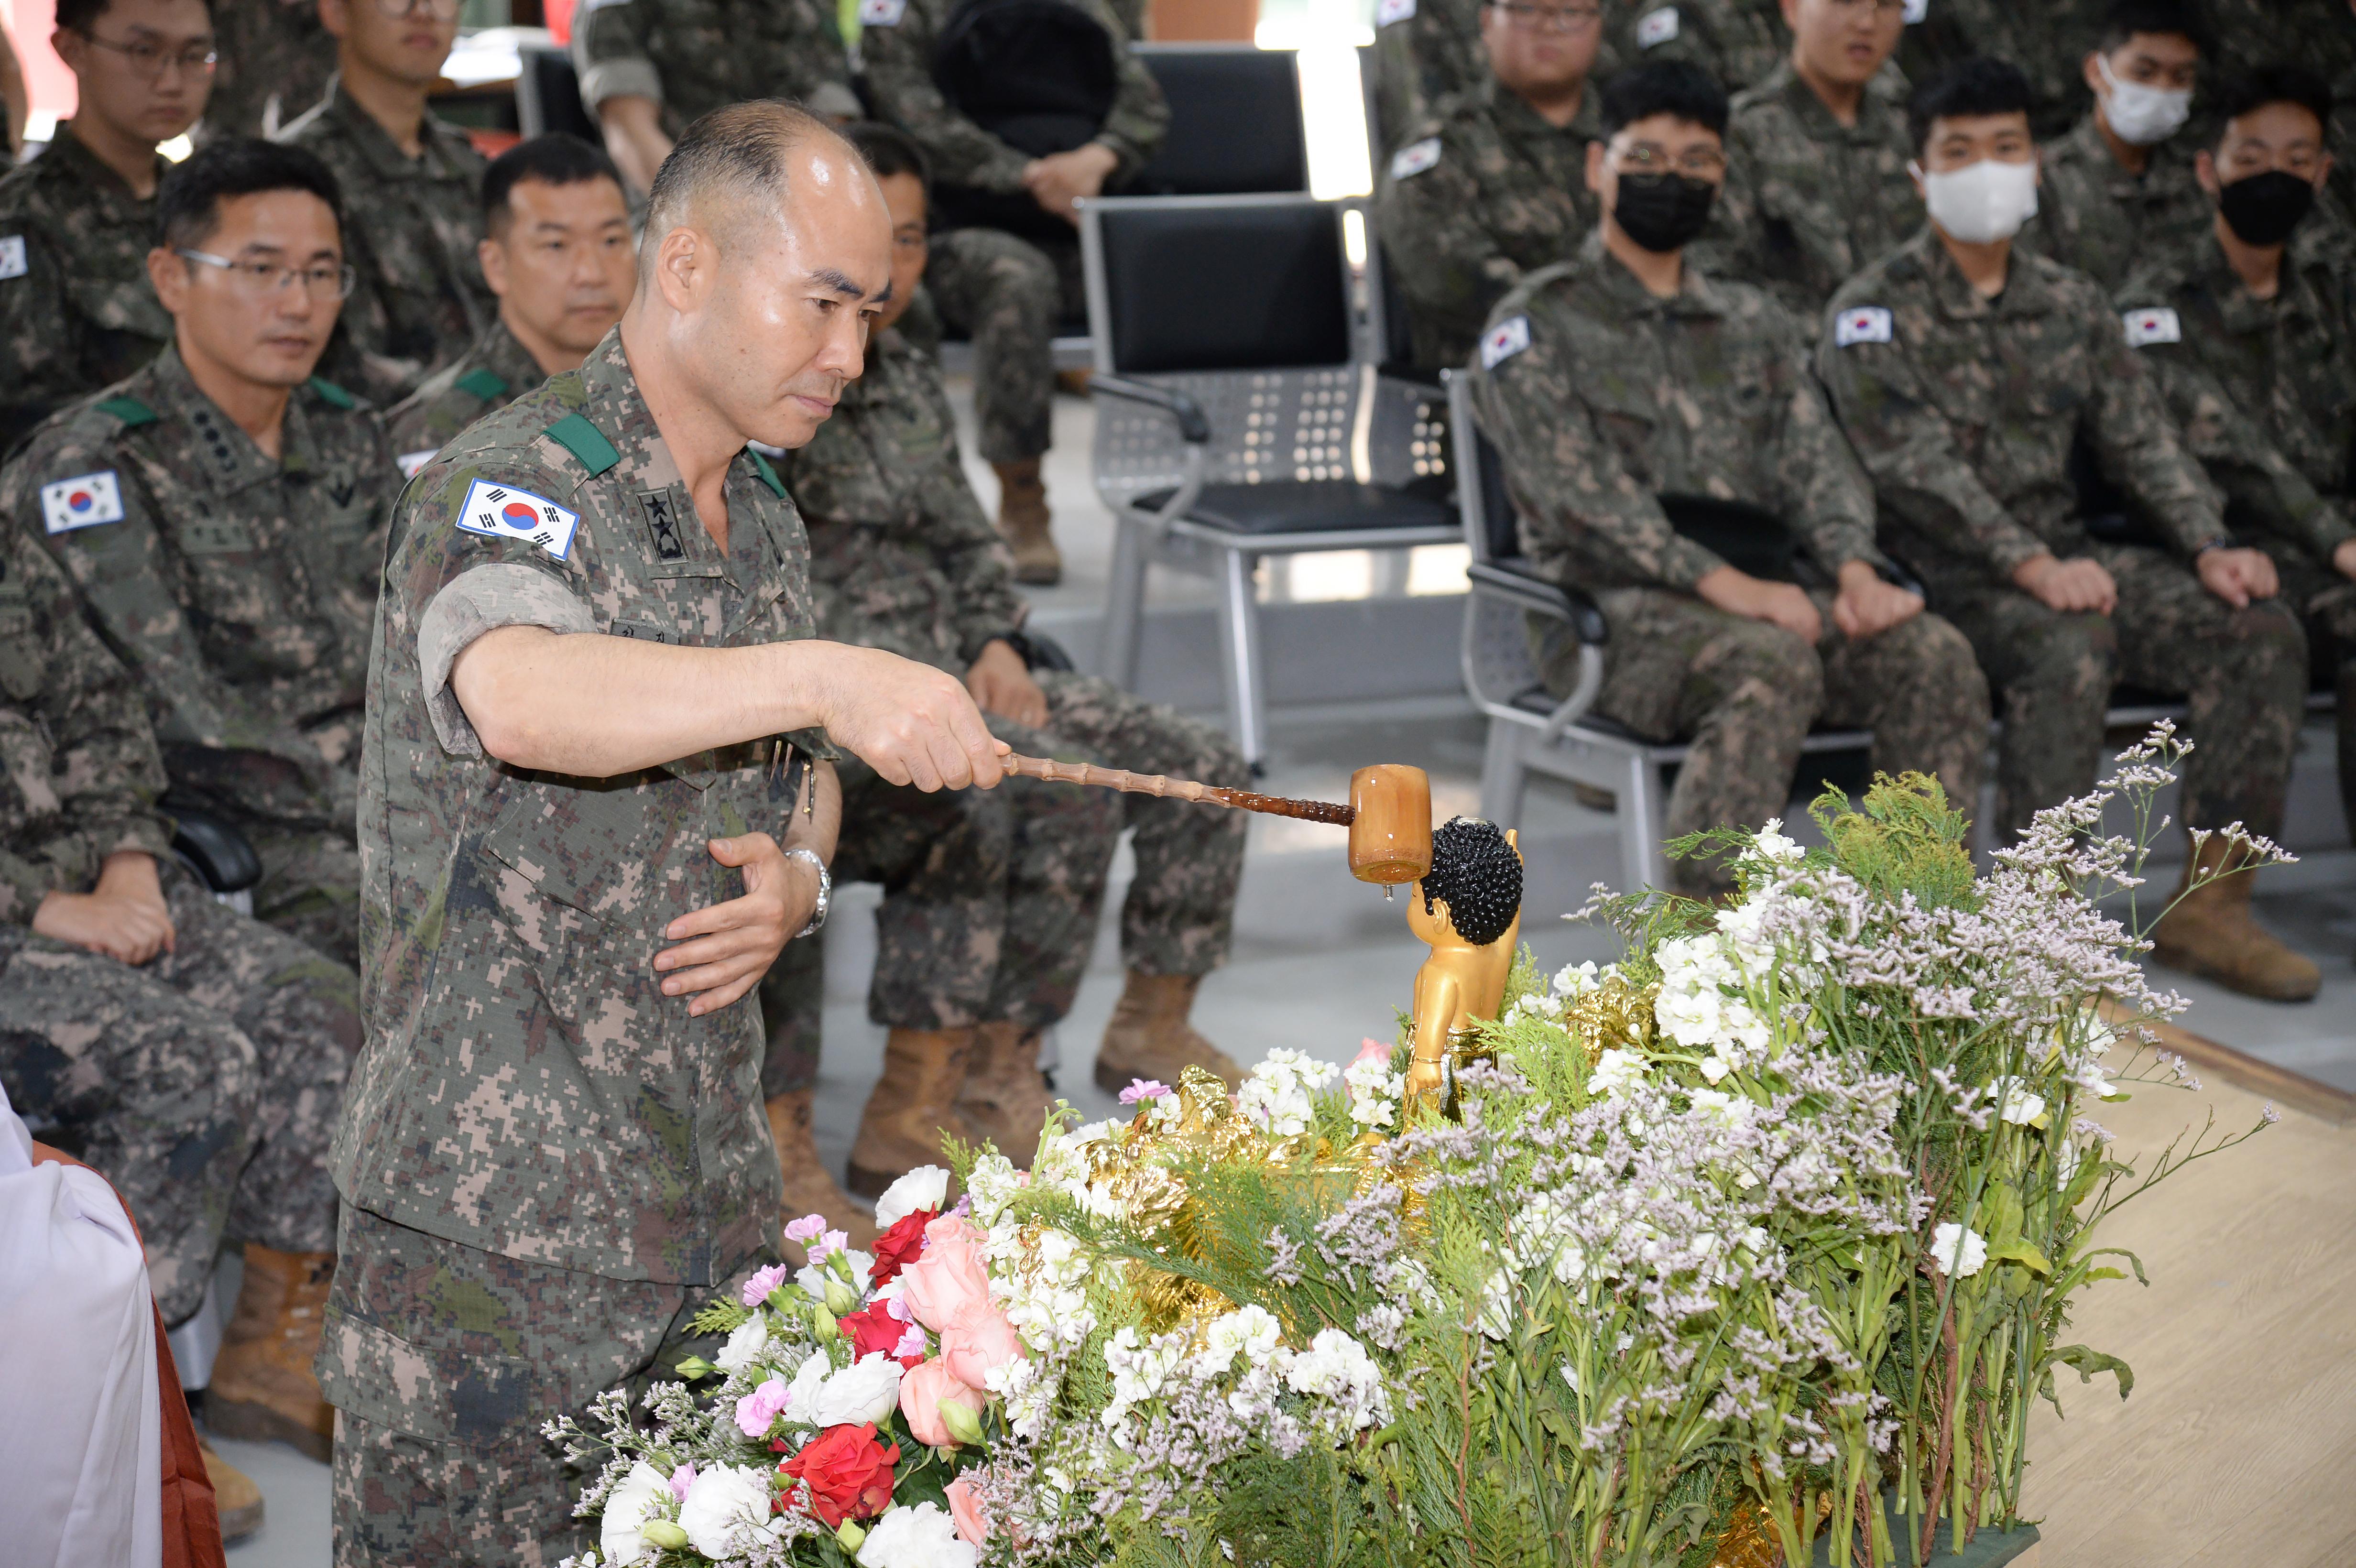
[1353,1036,1392,1069]
[897,1356,986,1448]
[939,1303,1027,1392]
[897,1217,990,1334]
[945,1476,991,1547]
[734,1377,791,1438]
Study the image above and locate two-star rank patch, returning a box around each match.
[2121,306,2181,347]
[1389,137,1442,181]
[456,478,581,561]
[1636,5,1680,46]
[1481,315,1531,369]
[1835,306,1893,347]
[1374,0,1416,24]
[858,0,907,23]
[0,236,26,281]
[39,470,125,533]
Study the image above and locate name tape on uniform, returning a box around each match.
[1375,0,1416,25]
[1835,306,1893,347]
[0,236,25,281]
[39,470,125,533]
[1636,6,1680,47]
[2121,306,2181,347]
[396,449,438,479]
[456,478,582,562]
[1481,315,1531,369]
[858,0,907,24]
[1389,137,1442,181]
[1903,0,1926,21]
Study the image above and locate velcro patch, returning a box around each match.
[1481,315,1532,370]
[1389,137,1442,181]
[858,0,907,24]
[396,449,438,479]
[1902,0,1927,20]
[40,470,125,534]
[2121,306,2181,347]
[456,478,582,562]
[0,236,25,281]
[1375,0,1416,24]
[1834,305,1893,347]
[1636,5,1679,47]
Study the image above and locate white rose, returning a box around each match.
[809,1351,905,1427]
[856,1502,981,1568]
[785,1345,832,1416]
[677,1463,774,1559]
[599,1460,672,1566]
[874,1166,952,1230]
[1928,1222,1988,1278]
[715,1314,771,1374]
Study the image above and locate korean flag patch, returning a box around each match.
[1375,0,1416,25]
[2121,306,2181,347]
[0,236,25,281]
[1390,137,1442,181]
[1481,315,1532,370]
[1636,5,1680,47]
[40,470,125,534]
[858,0,907,24]
[395,449,438,479]
[1835,305,1893,347]
[456,478,582,561]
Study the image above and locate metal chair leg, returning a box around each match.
[1619,749,1661,895]
[1215,547,1268,769]
[1100,513,1150,688]
[1479,719,1530,830]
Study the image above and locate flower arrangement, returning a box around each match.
[547,727,2271,1568]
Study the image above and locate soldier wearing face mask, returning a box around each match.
[1821,57,2318,1002]
[1470,63,1989,897]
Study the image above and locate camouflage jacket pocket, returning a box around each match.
[315,1307,552,1449]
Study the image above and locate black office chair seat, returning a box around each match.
[1133,479,1452,536]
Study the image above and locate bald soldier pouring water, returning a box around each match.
[322,102,1007,1565]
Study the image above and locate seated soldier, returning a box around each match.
[774,124,1248,1198]
[0,139,393,968]
[0,521,361,1488]
[1895,0,2102,140]
[0,0,214,451]
[273,0,491,398]
[2117,65,2356,909]
[2200,0,2356,93]
[1610,0,1790,95]
[860,0,1169,585]
[2016,0,2209,292]
[1821,58,2315,999]
[387,134,635,472]
[1373,0,1505,155]
[1470,63,1990,899]
[1711,0,1919,317]
[1376,0,1607,375]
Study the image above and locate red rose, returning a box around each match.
[868,1207,938,1288]
[779,1422,901,1526]
[837,1301,921,1367]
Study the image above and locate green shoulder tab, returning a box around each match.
[96,395,161,428]
[545,412,620,477]
[748,446,787,499]
[306,375,357,409]
[456,367,511,402]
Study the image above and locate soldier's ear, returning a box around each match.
[147,248,193,317]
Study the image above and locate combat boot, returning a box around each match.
[1095,972,1243,1095]
[955,1022,1058,1167]
[205,1243,335,1461]
[766,1089,877,1253]
[992,457,1061,585]
[848,1027,986,1198]
[200,1435,265,1542]
[2151,831,2320,1002]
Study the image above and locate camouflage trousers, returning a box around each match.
[321,1205,776,1568]
[0,869,360,1323]
[2264,540,2356,839]
[923,227,1077,466]
[760,672,1249,1092]
[1534,589,1992,896]
[1931,542,2309,844]
[251,824,364,969]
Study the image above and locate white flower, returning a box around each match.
[874,1166,951,1230]
[1192,1304,1284,1376]
[1551,959,1605,999]
[1584,1047,1648,1099]
[715,1314,770,1375]
[599,1460,671,1566]
[798,1247,875,1301]
[1283,1328,1390,1431]
[1343,1055,1405,1131]
[1752,817,1802,862]
[783,1346,831,1417]
[1928,1222,1988,1278]
[677,1463,773,1559]
[964,1152,1024,1227]
[809,1351,905,1427]
[1235,1048,1337,1139]
[1991,1077,2046,1125]
[857,1503,980,1568]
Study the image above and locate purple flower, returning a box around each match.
[894,1326,928,1360]
[783,1213,828,1245]
[733,1377,791,1438]
[668,1461,697,1503]
[739,1263,790,1307]
[1119,1078,1172,1105]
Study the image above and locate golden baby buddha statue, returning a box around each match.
[1403,818,1525,1111]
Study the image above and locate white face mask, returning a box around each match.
[1912,157,2040,243]
[2098,54,2192,146]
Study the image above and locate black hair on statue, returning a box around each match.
[1907,57,2035,155]
[2212,63,2334,140]
[1421,817,1522,948]
[1598,61,1728,138]
[482,134,624,229]
[157,137,342,252]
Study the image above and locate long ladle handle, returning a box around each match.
[1000,753,1356,826]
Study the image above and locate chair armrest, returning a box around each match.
[1008,629,1077,673]
[1466,560,1608,645]
[1090,374,1210,444]
[170,808,262,895]
[1874,555,1928,598]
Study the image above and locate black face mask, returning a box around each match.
[1611,173,1718,254]
[2216,169,2316,247]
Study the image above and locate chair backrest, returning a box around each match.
[1129,45,1309,195]
[1447,371,1520,566]
[1082,194,1356,374]
[516,47,601,143]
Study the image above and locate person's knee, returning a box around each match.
[1896,613,1993,721]
[1714,619,1825,722]
[2009,609,2116,702]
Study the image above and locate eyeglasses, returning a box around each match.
[176,249,358,301]
[78,33,218,81]
[1614,144,1727,177]
[368,0,463,19]
[1487,1,1603,30]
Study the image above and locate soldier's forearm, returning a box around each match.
[784,762,840,867]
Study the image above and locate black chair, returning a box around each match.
[515,46,602,143]
[169,806,263,913]
[1128,45,1309,196]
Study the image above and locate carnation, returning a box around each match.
[715,1314,770,1375]
[874,1166,951,1231]
[856,1502,980,1568]
[598,1460,670,1566]
[1929,1222,1989,1278]
[808,1352,906,1428]
[676,1463,774,1559]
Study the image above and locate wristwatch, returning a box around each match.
[782,847,831,937]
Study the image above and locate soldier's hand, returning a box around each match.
[966,640,1051,729]
[1696,566,1822,644]
[2013,553,2117,615]
[2195,545,2278,608]
[2334,538,2356,581]
[1022,144,1120,223]
[33,852,175,966]
[655,833,814,1016]
[1831,562,1924,640]
[811,645,1009,792]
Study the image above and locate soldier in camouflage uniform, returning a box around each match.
[1376,0,1607,373]
[275,0,493,399]
[325,106,1007,1562]
[0,517,360,1465]
[1472,64,1988,897]
[0,141,393,969]
[1711,0,1919,317]
[1610,0,1789,94]
[1821,58,2317,999]
[0,0,214,452]
[2198,0,2356,92]
[387,136,637,471]
[862,0,1168,584]
[1896,0,2105,140]
[206,0,337,139]
[1373,0,1493,155]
